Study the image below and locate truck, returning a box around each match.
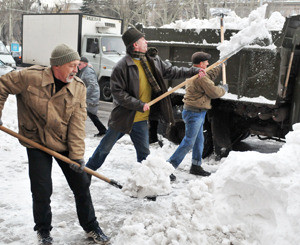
[140,14,300,159]
[22,13,126,101]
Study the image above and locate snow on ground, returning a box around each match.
[0,91,299,245]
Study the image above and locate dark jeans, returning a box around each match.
[86,120,150,171]
[27,148,98,232]
[87,111,107,134]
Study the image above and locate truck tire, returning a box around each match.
[100,79,112,102]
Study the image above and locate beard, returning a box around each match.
[66,72,76,83]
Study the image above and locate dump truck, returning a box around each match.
[22,13,125,101]
[140,14,300,158]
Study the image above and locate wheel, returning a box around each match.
[202,121,213,159]
[99,79,112,102]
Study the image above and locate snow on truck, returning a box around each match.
[141,13,300,159]
[22,13,125,101]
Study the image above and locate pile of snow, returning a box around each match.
[114,124,300,245]
[217,4,272,59]
[122,155,174,198]
[161,5,285,31]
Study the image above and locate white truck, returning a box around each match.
[22,13,126,101]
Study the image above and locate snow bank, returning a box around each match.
[114,124,300,245]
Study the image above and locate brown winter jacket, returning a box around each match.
[109,54,200,134]
[0,66,87,159]
[183,66,225,109]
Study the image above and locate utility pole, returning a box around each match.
[8,0,13,45]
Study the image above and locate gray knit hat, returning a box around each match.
[50,44,80,66]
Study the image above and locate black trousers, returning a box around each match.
[87,111,107,134]
[26,148,98,232]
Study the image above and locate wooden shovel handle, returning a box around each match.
[148,57,229,107]
[0,125,122,189]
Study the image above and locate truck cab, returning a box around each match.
[82,34,126,101]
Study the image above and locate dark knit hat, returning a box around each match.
[80,56,89,63]
[122,28,145,48]
[191,52,211,64]
[50,44,80,66]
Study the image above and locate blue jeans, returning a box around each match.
[168,109,206,168]
[86,120,150,171]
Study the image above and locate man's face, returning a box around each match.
[53,60,79,83]
[78,61,87,71]
[195,60,209,69]
[134,37,148,53]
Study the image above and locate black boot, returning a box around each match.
[169,173,176,182]
[37,230,53,245]
[190,165,211,176]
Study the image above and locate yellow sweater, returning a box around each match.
[133,59,152,122]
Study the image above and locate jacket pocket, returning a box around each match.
[62,97,74,123]
[26,86,48,118]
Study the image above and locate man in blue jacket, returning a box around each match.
[78,57,107,137]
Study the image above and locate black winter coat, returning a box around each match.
[109,53,200,134]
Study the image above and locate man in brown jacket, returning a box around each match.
[167,51,228,178]
[0,44,109,245]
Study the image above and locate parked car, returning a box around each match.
[11,51,22,64]
[0,59,14,76]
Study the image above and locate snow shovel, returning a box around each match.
[210,7,231,85]
[0,125,123,189]
[148,53,230,107]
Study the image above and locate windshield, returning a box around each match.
[101,37,126,55]
[0,42,10,55]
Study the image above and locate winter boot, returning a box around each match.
[169,173,176,182]
[37,230,53,245]
[189,165,211,176]
[86,226,110,244]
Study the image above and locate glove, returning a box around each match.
[0,118,2,126]
[220,84,228,93]
[70,159,85,173]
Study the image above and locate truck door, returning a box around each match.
[83,37,101,75]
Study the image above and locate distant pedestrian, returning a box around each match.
[167,51,228,178]
[0,44,110,245]
[78,56,107,137]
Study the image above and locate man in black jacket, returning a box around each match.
[86,28,200,181]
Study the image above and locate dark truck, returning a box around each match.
[140,14,300,159]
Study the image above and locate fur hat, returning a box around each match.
[122,28,144,48]
[191,52,211,64]
[50,44,80,66]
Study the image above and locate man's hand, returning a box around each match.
[198,68,206,79]
[70,159,85,173]
[0,118,2,126]
[143,103,150,111]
